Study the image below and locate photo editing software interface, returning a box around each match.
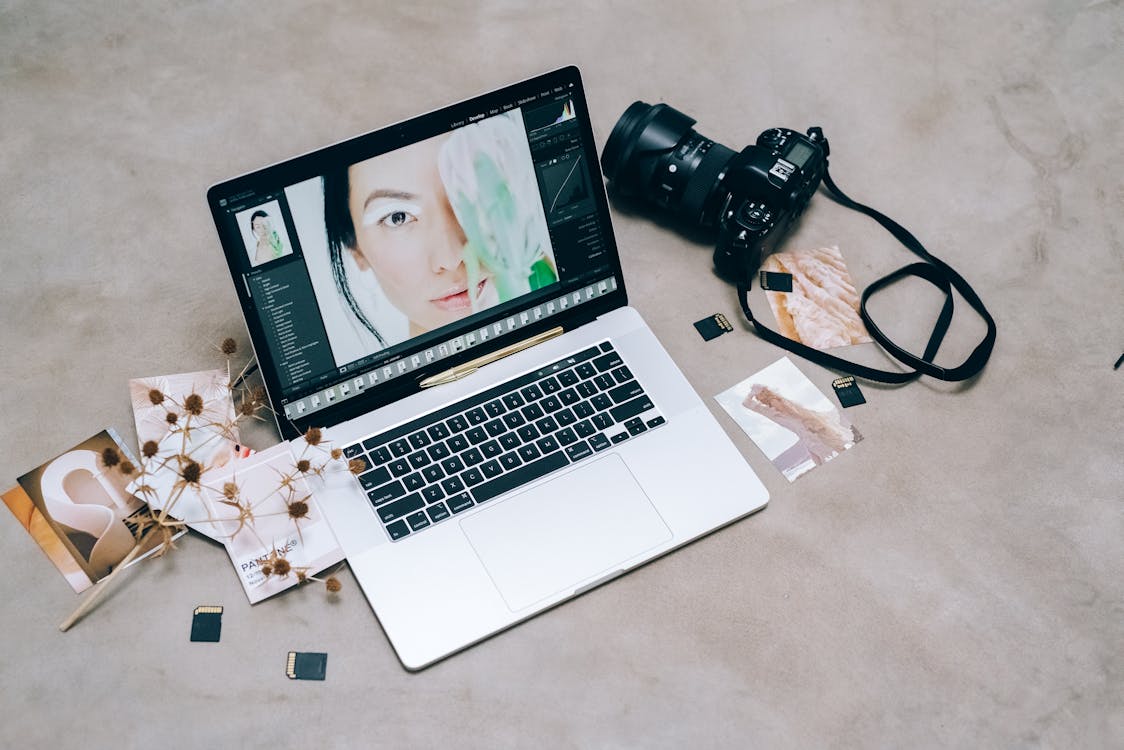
[212,83,618,422]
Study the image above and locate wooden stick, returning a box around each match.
[58,534,153,632]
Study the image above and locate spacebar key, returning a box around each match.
[470,452,569,504]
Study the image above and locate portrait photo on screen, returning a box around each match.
[239,200,293,267]
[310,109,557,365]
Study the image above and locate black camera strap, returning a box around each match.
[736,166,997,384]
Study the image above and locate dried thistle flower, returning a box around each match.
[325,576,342,593]
[296,459,311,474]
[166,412,179,425]
[180,460,202,485]
[239,399,257,417]
[183,393,204,416]
[272,557,292,577]
[296,570,308,583]
[348,458,366,475]
[261,563,274,577]
[148,388,165,405]
[250,385,267,402]
[288,500,310,520]
[222,482,239,500]
[119,460,136,476]
[220,338,238,355]
[101,447,121,468]
[141,440,160,458]
[330,447,343,460]
[303,427,323,446]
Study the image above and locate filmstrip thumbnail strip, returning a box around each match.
[284,277,618,420]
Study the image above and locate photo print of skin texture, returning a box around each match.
[239,200,292,267]
[761,245,872,350]
[310,110,557,365]
[715,357,862,482]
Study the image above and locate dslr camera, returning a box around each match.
[600,102,828,282]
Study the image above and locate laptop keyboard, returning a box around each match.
[343,341,666,542]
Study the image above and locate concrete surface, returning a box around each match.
[1,1,1121,747]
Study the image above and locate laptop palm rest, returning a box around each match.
[460,454,673,613]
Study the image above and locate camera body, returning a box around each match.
[600,103,829,283]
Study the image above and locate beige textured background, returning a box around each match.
[1,1,1121,747]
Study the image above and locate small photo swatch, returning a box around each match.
[760,245,872,350]
[715,357,862,482]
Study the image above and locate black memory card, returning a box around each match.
[286,651,327,680]
[693,313,733,341]
[759,271,793,292]
[190,606,223,642]
[832,376,866,407]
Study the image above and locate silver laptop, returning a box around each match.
[207,66,768,669]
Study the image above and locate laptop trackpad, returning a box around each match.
[460,454,673,612]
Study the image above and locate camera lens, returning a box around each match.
[600,102,736,229]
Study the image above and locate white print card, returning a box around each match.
[715,357,862,482]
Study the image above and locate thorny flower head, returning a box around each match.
[348,458,366,475]
[222,481,240,501]
[330,448,343,460]
[166,411,179,426]
[101,447,121,468]
[119,460,136,476]
[142,440,160,458]
[303,427,323,446]
[183,393,205,416]
[220,337,238,355]
[180,460,202,486]
[325,576,342,593]
[296,459,311,474]
[288,499,310,521]
[148,388,165,406]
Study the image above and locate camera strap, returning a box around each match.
[736,166,997,383]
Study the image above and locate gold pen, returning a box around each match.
[419,326,565,388]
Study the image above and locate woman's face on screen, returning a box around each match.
[347,135,494,336]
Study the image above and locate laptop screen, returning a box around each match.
[207,67,624,435]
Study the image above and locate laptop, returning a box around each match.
[207,66,768,670]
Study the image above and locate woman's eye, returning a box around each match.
[379,209,417,228]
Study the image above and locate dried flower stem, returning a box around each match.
[58,531,151,632]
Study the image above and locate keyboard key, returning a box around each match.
[471,451,568,505]
[535,416,559,434]
[407,450,430,469]
[556,408,577,427]
[481,459,503,478]
[499,433,520,451]
[589,434,611,452]
[594,374,616,391]
[576,362,597,379]
[377,493,424,523]
[403,472,425,492]
[611,366,634,384]
[441,476,466,495]
[502,411,526,429]
[522,402,545,421]
[389,438,411,457]
[484,418,506,437]
[574,401,594,419]
[428,442,451,460]
[369,446,392,465]
[481,439,502,458]
[359,466,391,491]
[557,427,578,446]
[517,424,540,442]
[388,458,411,477]
[647,416,666,429]
[422,485,445,504]
[408,431,431,449]
[626,418,648,436]
[593,352,623,371]
[343,443,364,458]
[422,465,445,483]
[541,376,561,394]
[466,426,488,445]
[576,381,598,399]
[559,388,580,406]
[520,384,543,401]
[362,435,386,451]
[517,443,541,462]
[427,503,450,522]
[484,399,506,417]
[502,392,525,409]
[591,394,613,411]
[427,423,451,441]
[367,480,406,506]
[610,432,630,444]
[558,370,579,386]
[466,407,488,425]
[565,441,593,462]
[406,511,430,532]
[542,395,562,413]
[463,448,484,466]
[499,452,522,471]
[441,456,465,474]
[610,395,655,422]
[447,415,469,433]
[593,412,614,430]
[599,341,614,352]
[574,420,596,438]
[536,434,560,454]
[609,381,644,404]
[463,467,485,486]
[447,493,474,514]
[387,520,410,540]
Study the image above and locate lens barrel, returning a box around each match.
[600,101,735,229]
